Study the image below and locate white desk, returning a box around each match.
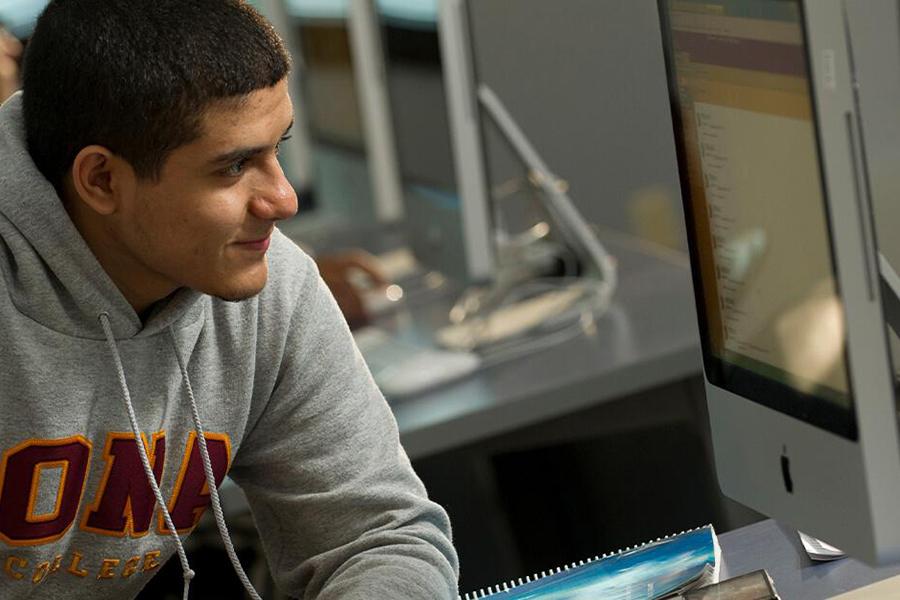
[720,519,900,599]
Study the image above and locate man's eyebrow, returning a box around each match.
[209,120,294,166]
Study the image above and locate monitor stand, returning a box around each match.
[440,84,619,351]
[799,530,847,561]
[476,84,617,292]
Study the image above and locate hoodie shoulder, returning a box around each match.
[242,227,320,325]
[206,227,324,350]
[265,228,318,302]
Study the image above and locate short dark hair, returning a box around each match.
[22,0,291,190]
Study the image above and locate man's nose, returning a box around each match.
[251,159,298,221]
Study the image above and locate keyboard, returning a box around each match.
[435,285,587,351]
[353,327,481,398]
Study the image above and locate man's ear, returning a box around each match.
[69,145,134,216]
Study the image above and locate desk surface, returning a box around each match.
[389,234,703,459]
[720,519,900,599]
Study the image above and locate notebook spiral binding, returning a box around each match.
[458,524,711,600]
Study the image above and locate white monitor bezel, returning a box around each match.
[348,0,405,223]
[437,0,497,283]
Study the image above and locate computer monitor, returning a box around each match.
[296,12,364,150]
[264,0,401,226]
[659,0,900,563]
[381,0,496,283]
[289,1,372,223]
[253,0,315,195]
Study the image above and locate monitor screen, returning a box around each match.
[294,14,365,152]
[378,0,437,29]
[380,5,456,192]
[659,0,856,438]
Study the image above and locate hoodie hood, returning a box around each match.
[0,92,204,339]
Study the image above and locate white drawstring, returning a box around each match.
[168,327,263,600]
[98,313,196,600]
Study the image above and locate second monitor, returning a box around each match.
[659,0,900,564]
[382,0,496,284]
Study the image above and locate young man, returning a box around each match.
[0,1,458,598]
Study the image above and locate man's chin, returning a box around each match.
[209,257,271,300]
[214,289,264,303]
[204,270,269,303]
[210,279,267,302]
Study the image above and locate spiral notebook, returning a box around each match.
[460,524,719,600]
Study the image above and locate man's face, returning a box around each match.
[114,78,298,305]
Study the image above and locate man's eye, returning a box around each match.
[275,134,292,155]
[223,158,248,177]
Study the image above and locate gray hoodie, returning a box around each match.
[0,93,458,599]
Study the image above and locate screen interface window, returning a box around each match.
[662,0,854,434]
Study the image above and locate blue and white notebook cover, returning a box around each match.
[462,524,719,600]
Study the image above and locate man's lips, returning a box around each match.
[234,234,272,252]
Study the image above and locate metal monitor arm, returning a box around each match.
[477,84,618,299]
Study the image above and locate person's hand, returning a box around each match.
[316,250,389,329]
[0,28,22,104]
